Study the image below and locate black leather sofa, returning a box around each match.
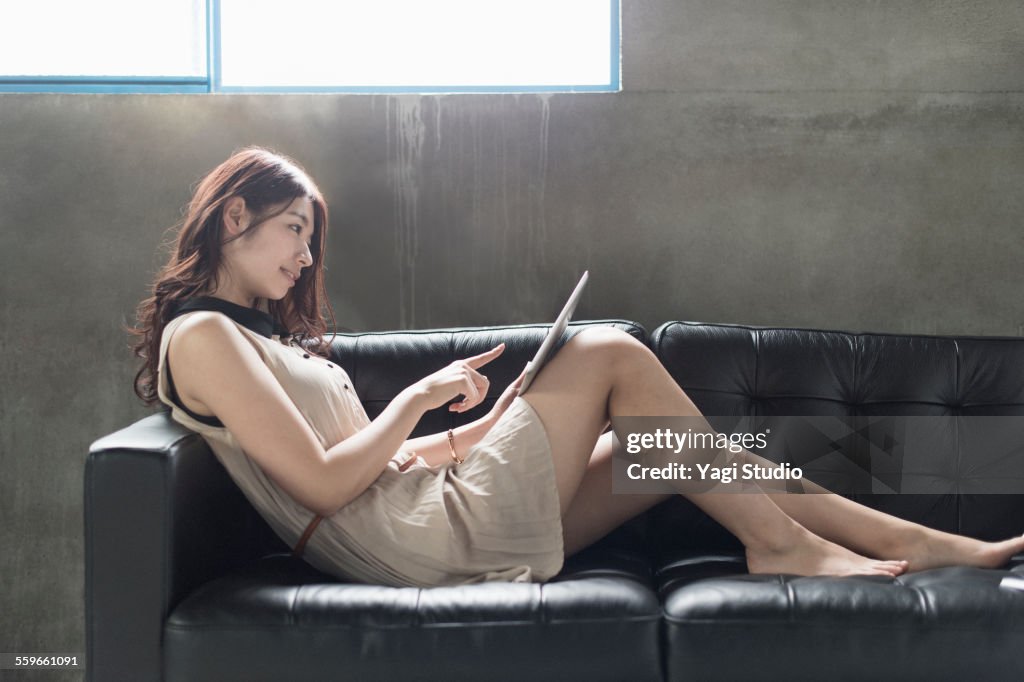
[86,320,1024,681]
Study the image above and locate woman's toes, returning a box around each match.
[878,560,908,575]
[866,565,900,577]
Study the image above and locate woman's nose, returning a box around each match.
[298,243,313,267]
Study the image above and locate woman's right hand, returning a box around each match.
[410,343,506,413]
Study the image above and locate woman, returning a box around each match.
[131,146,1024,587]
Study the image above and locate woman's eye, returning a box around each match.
[290,224,302,233]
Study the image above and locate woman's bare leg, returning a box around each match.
[560,431,672,556]
[523,327,908,577]
[765,486,1024,572]
[524,327,1024,574]
[652,405,1024,571]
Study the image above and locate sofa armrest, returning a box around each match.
[85,411,275,681]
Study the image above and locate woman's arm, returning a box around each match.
[169,312,504,516]
[170,313,428,515]
[402,417,495,467]
[401,368,526,466]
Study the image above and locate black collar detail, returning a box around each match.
[171,297,287,339]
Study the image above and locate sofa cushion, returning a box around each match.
[164,553,663,682]
[657,553,1024,681]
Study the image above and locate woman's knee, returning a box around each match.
[565,327,651,372]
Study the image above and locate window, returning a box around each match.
[1,0,620,93]
[0,0,208,92]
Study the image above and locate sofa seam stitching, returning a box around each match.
[163,614,664,632]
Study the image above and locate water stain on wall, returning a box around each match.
[385,95,554,329]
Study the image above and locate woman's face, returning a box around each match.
[215,195,315,306]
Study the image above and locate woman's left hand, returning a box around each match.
[482,365,528,426]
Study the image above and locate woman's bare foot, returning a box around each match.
[746,526,909,577]
[888,528,1024,573]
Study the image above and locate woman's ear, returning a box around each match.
[222,196,249,236]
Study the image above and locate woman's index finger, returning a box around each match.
[464,343,505,368]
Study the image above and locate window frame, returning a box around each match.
[0,0,620,94]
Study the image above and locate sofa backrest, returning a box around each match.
[647,321,1024,560]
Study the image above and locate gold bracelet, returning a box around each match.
[447,429,464,464]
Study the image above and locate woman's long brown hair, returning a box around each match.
[128,146,335,405]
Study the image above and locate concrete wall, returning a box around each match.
[1,0,1023,672]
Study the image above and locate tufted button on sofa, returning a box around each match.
[86,320,1024,681]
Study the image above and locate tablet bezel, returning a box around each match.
[517,271,589,395]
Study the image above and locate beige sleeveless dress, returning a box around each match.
[156,310,565,587]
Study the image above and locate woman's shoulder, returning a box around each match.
[164,310,275,413]
[163,310,229,352]
[160,312,244,423]
[172,309,238,334]
[166,310,256,360]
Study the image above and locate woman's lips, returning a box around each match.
[281,268,297,285]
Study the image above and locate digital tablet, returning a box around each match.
[518,271,589,395]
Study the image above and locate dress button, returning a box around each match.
[344,384,349,390]
[327,363,333,369]
[302,353,310,359]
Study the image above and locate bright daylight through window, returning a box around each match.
[0,0,620,93]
